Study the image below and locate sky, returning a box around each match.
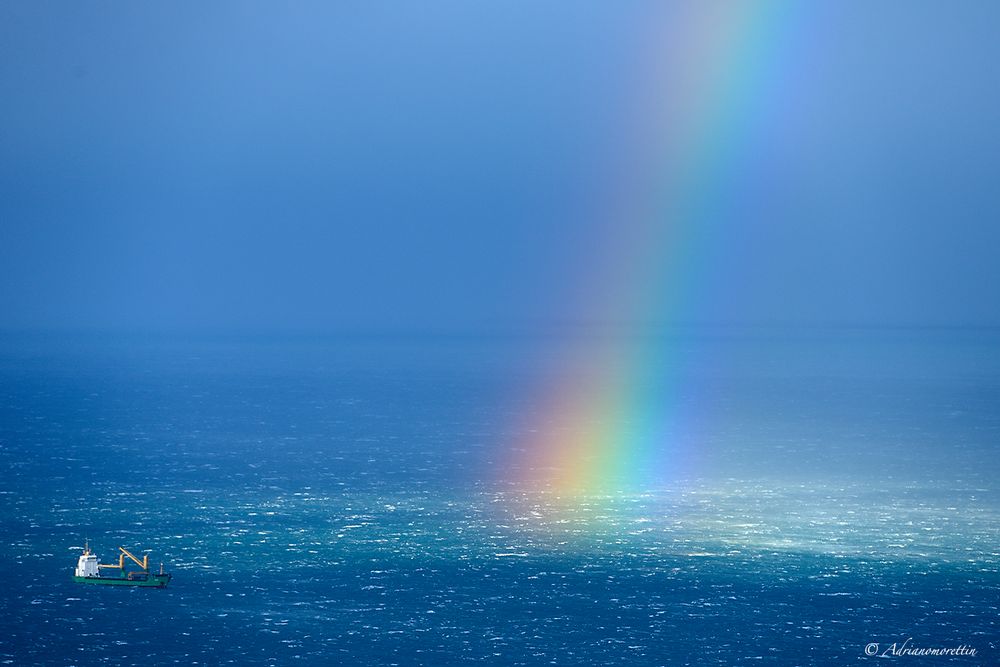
[1,1,998,336]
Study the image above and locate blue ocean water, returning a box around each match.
[0,331,997,664]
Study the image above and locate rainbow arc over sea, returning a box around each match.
[516,3,802,495]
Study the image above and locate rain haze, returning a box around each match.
[2,2,999,334]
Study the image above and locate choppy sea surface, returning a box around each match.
[0,330,997,665]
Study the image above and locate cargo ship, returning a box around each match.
[72,542,171,588]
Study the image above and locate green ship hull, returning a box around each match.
[72,573,171,588]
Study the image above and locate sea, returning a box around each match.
[0,329,997,665]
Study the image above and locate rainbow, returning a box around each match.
[517,3,803,494]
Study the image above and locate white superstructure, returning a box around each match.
[75,543,99,578]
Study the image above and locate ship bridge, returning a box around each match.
[75,543,99,578]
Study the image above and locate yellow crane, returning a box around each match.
[97,546,149,572]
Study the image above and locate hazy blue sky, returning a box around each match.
[2,2,998,335]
